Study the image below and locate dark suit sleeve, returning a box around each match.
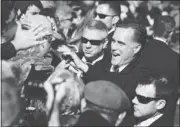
[1,41,16,60]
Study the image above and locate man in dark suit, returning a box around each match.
[132,76,174,127]
[138,15,179,125]
[83,21,150,100]
[94,1,121,50]
[56,20,111,76]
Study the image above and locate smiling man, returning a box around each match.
[83,21,149,100]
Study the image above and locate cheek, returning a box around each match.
[135,104,156,117]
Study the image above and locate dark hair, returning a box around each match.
[153,16,176,38]
[39,8,55,19]
[2,0,15,30]
[138,75,174,100]
[14,0,43,14]
[84,20,108,33]
[99,1,121,16]
[117,21,147,47]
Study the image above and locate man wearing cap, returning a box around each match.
[77,80,130,126]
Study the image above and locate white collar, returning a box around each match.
[82,54,104,65]
[134,113,163,127]
[108,27,116,34]
[153,36,168,45]
[110,64,128,73]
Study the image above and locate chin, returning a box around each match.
[111,60,118,66]
[134,112,142,118]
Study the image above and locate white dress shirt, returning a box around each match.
[134,113,163,127]
[81,54,104,65]
[110,64,128,73]
[153,36,168,45]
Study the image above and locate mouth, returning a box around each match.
[84,50,92,54]
[21,24,31,30]
[112,52,120,57]
[133,105,138,111]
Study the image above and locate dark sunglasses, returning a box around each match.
[135,94,160,104]
[81,37,105,45]
[94,12,116,19]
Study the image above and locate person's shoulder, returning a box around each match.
[149,115,173,127]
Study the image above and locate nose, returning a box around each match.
[85,41,92,48]
[95,15,100,20]
[111,41,118,50]
[132,96,138,104]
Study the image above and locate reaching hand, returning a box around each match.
[11,21,52,51]
[44,68,71,113]
[57,45,89,73]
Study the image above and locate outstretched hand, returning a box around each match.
[11,21,52,51]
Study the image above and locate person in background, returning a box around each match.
[40,0,55,9]
[138,15,179,125]
[1,60,22,126]
[153,15,176,45]
[2,0,44,42]
[94,1,120,34]
[55,4,76,40]
[77,80,130,126]
[132,76,174,126]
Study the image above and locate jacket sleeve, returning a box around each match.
[1,41,16,60]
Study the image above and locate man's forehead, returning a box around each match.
[96,4,115,15]
[136,84,156,97]
[83,28,107,38]
[28,15,52,30]
[113,28,135,42]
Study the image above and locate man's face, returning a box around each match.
[82,28,107,61]
[95,4,115,30]
[132,85,158,119]
[120,5,129,21]
[111,28,140,67]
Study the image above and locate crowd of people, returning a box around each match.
[1,0,179,126]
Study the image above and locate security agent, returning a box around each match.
[132,76,174,126]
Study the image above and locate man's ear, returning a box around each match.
[103,38,108,49]
[112,16,120,25]
[115,111,127,126]
[156,99,166,110]
[133,44,142,54]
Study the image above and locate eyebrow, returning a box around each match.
[112,38,126,45]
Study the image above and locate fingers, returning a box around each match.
[33,24,49,36]
[34,30,52,41]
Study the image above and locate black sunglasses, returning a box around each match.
[135,94,160,104]
[94,12,116,19]
[81,37,105,45]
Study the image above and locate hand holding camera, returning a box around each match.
[57,45,89,73]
